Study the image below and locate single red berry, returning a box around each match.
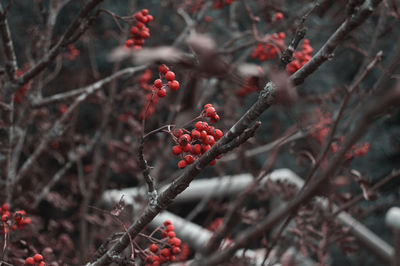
[275,12,284,20]
[185,155,195,164]
[154,79,163,89]
[214,129,223,140]
[130,26,139,35]
[202,144,211,153]
[172,145,182,155]
[168,231,176,238]
[141,9,149,15]
[172,247,181,254]
[210,160,217,165]
[178,160,187,169]
[200,130,208,140]
[204,103,212,110]
[165,71,175,81]
[25,257,35,265]
[179,134,191,146]
[158,64,169,74]
[125,39,134,47]
[192,144,201,154]
[136,22,145,28]
[38,262,46,266]
[166,224,175,232]
[22,217,32,225]
[164,220,172,226]
[157,88,167,98]
[168,80,179,91]
[161,248,170,257]
[140,31,150,39]
[150,243,158,253]
[182,144,191,152]
[206,135,215,145]
[170,255,176,262]
[146,15,154,22]
[34,254,43,262]
[191,130,201,139]
[279,32,286,39]
[195,121,204,131]
[173,128,183,138]
[206,107,216,117]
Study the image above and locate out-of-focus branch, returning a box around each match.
[0,3,18,82]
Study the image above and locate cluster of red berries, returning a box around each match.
[251,32,286,61]
[66,44,79,61]
[213,0,234,9]
[154,64,180,98]
[14,68,31,104]
[171,104,223,169]
[286,39,313,74]
[331,137,370,159]
[235,77,259,97]
[145,220,182,265]
[25,254,45,266]
[1,203,31,235]
[138,65,180,120]
[311,108,332,144]
[125,9,153,50]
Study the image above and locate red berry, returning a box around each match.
[172,247,181,254]
[191,130,201,139]
[275,12,284,20]
[141,9,149,15]
[185,155,195,164]
[195,121,204,131]
[158,64,169,74]
[136,22,145,28]
[164,220,172,226]
[140,31,150,39]
[154,79,163,88]
[157,88,167,98]
[34,254,43,262]
[172,145,182,155]
[161,248,170,257]
[146,15,154,22]
[202,144,211,153]
[204,103,212,110]
[168,231,176,238]
[206,107,216,117]
[214,129,223,140]
[125,39,134,47]
[25,257,35,265]
[206,135,215,145]
[170,255,176,261]
[165,71,175,81]
[192,144,201,154]
[150,243,158,253]
[210,160,217,165]
[173,128,183,138]
[168,80,179,91]
[38,262,46,266]
[178,160,187,169]
[168,237,182,246]
[182,144,192,152]
[179,134,191,146]
[166,224,175,231]
[130,26,139,35]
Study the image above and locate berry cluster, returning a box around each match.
[1,203,31,235]
[145,220,182,265]
[66,44,79,61]
[25,254,45,266]
[171,104,223,169]
[331,137,370,159]
[213,0,234,9]
[154,64,180,98]
[14,68,31,104]
[125,9,153,50]
[251,32,286,61]
[286,39,313,74]
[139,65,180,120]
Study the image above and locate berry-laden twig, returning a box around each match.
[170,104,224,169]
[125,9,153,50]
